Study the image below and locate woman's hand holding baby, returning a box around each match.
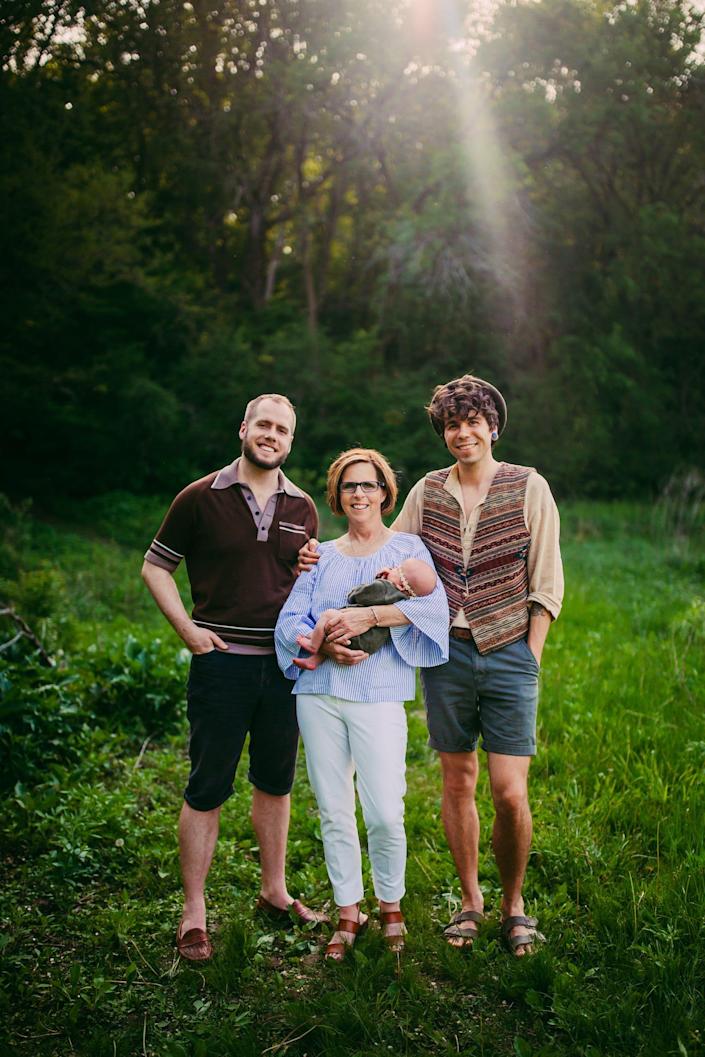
[324,607,376,645]
[319,640,369,665]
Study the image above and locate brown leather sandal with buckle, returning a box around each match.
[501,915,545,956]
[176,924,213,962]
[443,909,484,948]
[380,910,407,953]
[324,916,368,962]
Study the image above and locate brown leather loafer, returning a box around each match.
[176,926,213,961]
[255,895,330,927]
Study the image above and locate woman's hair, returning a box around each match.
[326,448,398,517]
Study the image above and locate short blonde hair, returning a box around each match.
[326,448,398,517]
[243,393,296,432]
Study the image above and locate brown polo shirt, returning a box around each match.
[144,458,318,651]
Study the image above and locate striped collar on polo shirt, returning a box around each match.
[211,457,304,497]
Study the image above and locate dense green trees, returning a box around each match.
[2,0,703,500]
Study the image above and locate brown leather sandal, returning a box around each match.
[443,908,485,948]
[255,895,330,927]
[501,915,545,956]
[324,916,368,961]
[380,910,407,953]
[176,925,213,962]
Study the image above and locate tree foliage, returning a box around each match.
[1,0,703,499]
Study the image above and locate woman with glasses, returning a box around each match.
[275,448,448,960]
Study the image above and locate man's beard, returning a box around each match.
[241,437,289,471]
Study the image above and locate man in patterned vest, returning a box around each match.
[393,374,564,955]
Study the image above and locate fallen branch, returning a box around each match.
[0,630,23,653]
[133,733,155,771]
[0,603,55,667]
[262,1024,319,1055]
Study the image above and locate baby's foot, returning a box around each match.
[293,654,322,670]
[294,635,323,669]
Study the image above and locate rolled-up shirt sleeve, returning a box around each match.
[389,536,449,668]
[525,473,564,620]
[275,564,319,679]
[144,485,195,572]
[391,478,425,534]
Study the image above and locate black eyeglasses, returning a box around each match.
[340,481,387,494]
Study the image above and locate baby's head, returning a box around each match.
[383,557,437,597]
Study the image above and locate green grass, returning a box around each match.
[1,498,704,1056]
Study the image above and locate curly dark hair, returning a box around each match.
[426,375,500,437]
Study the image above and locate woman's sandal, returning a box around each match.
[501,915,545,956]
[324,916,368,962]
[380,910,407,953]
[443,909,484,948]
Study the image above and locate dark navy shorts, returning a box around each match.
[185,651,299,811]
[420,636,539,757]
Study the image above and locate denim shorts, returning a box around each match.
[185,651,299,811]
[420,636,539,756]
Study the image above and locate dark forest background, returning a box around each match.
[2,0,704,504]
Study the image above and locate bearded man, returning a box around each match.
[142,393,325,961]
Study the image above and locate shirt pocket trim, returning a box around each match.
[279,522,308,536]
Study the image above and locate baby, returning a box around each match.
[293,557,437,670]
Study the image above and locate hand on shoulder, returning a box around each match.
[296,537,320,575]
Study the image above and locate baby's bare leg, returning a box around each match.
[309,611,338,652]
[293,610,338,670]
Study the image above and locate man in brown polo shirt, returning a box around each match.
[142,393,325,960]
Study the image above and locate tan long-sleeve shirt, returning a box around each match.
[392,464,564,630]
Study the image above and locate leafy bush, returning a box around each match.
[46,491,173,550]
[7,565,69,623]
[83,634,189,733]
[0,634,188,793]
[0,661,91,791]
[0,492,32,580]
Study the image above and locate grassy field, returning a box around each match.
[1,497,704,1057]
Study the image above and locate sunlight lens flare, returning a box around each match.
[411,0,521,301]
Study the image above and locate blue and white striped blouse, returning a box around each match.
[275,532,449,702]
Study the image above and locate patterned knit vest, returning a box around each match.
[422,462,534,655]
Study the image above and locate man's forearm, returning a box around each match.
[527,602,551,664]
[141,561,195,643]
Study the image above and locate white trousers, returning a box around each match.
[296,693,408,907]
